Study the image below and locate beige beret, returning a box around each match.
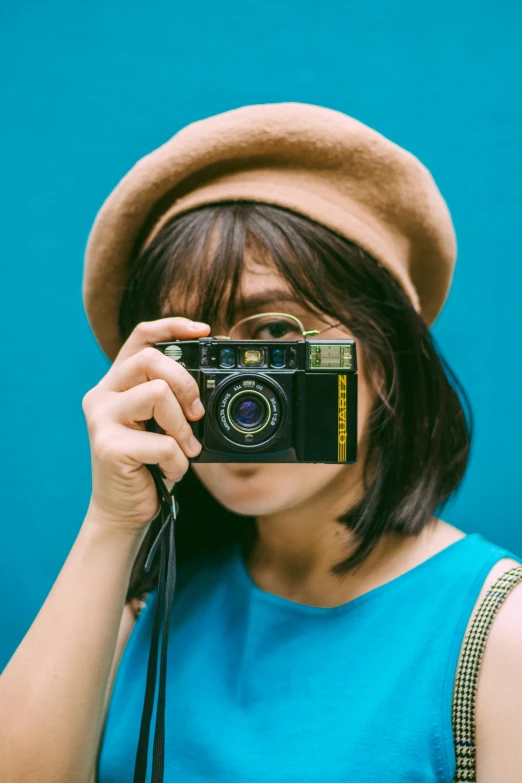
[83,102,457,360]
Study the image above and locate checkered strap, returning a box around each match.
[452,565,522,782]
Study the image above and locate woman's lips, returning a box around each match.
[224,463,264,477]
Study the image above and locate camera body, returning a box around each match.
[150,337,358,463]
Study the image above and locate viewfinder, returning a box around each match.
[242,349,263,365]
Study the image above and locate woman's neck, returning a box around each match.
[245,507,463,608]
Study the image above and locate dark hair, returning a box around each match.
[120,202,473,604]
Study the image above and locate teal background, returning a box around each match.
[1,2,521,669]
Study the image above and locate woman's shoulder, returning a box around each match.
[474,555,522,778]
[464,530,522,636]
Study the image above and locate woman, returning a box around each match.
[1,103,521,783]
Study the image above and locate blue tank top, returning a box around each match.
[97,532,521,783]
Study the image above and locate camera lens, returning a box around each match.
[230,395,267,430]
[216,377,284,447]
[219,347,236,368]
[271,347,286,368]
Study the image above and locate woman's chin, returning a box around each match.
[192,460,351,517]
[193,462,295,516]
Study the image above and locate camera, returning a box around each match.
[148,337,358,463]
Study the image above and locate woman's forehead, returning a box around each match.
[237,254,290,294]
[167,284,300,323]
[161,240,332,326]
[236,262,295,309]
[165,256,299,318]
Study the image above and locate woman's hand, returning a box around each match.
[81,317,211,533]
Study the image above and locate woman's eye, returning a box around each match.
[268,321,292,338]
[255,320,300,340]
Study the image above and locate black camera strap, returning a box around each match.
[133,465,179,783]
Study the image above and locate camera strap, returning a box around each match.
[133,464,179,783]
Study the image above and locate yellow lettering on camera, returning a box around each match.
[338,375,347,462]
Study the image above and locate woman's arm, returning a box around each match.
[0,316,209,783]
[0,513,148,783]
[475,560,522,783]
[87,599,141,783]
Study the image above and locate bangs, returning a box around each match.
[142,202,360,335]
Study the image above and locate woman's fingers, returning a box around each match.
[102,379,202,459]
[93,425,190,484]
[102,346,205,421]
[113,317,210,366]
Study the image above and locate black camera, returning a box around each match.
[149,337,358,463]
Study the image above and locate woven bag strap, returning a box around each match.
[452,564,522,782]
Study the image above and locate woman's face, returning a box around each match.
[186,253,376,518]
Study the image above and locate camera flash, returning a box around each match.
[309,343,353,370]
